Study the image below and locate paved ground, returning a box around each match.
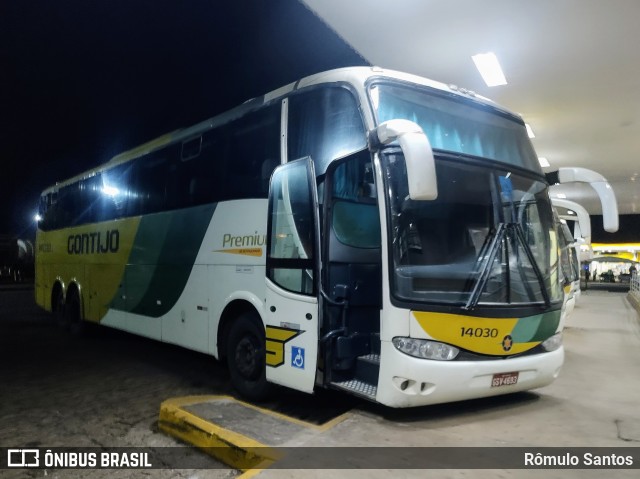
[0,287,238,478]
[1,287,639,478]
[0,287,353,478]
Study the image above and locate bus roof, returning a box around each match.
[40,66,514,195]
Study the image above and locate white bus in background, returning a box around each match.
[551,178,619,300]
[552,186,619,320]
[35,67,619,407]
[554,198,594,309]
[552,194,619,264]
[556,217,581,320]
[554,198,594,265]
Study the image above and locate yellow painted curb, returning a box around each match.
[158,396,280,472]
[158,394,350,475]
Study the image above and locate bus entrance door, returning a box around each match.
[264,158,320,393]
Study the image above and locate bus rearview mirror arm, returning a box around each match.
[370,120,438,201]
[546,167,619,233]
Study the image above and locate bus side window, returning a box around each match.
[78,174,103,225]
[129,149,172,216]
[37,196,48,229]
[330,152,381,250]
[288,86,366,175]
[181,136,202,161]
[226,103,280,200]
[41,192,58,230]
[268,160,316,295]
[55,183,80,228]
[198,129,228,203]
[97,162,130,221]
[169,131,223,208]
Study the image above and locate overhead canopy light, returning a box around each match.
[538,157,550,168]
[525,123,535,138]
[472,52,507,87]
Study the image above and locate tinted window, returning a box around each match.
[96,163,130,221]
[163,103,280,208]
[288,87,366,174]
[77,174,103,224]
[39,192,58,231]
[38,103,282,228]
[267,159,316,295]
[226,103,281,199]
[128,148,173,216]
[54,183,80,228]
[372,83,540,172]
[330,150,380,249]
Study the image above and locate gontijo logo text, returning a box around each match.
[67,230,119,255]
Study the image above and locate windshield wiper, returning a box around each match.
[512,223,551,307]
[463,223,551,310]
[463,223,505,310]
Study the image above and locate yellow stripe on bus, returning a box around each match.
[214,248,263,257]
[413,311,538,355]
[35,217,141,322]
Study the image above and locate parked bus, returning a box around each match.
[553,198,594,263]
[556,217,581,320]
[35,67,616,407]
[0,235,34,283]
[552,190,618,318]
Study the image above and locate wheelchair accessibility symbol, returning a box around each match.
[291,346,305,370]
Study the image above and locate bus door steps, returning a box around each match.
[330,353,380,401]
[358,353,380,364]
[330,378,377,401]
[355,353,380,385]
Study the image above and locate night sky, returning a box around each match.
[0,0,367,237]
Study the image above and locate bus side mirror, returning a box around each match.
[371,119,438,201]
[556,167,619,233]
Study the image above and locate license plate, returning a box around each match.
[491,372,519,387]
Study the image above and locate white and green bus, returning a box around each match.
[552,179,618,321]
[35,67,610,407]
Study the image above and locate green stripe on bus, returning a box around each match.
[530,310,561,342]
[510,311,560,343]
[110,204,216,317]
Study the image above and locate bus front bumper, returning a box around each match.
[374,340,564,408]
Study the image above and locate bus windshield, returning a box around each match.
[370,82,540,173]
[382,153,563,308]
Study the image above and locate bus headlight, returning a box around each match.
[541,332,563,352]
[392,337,459,360]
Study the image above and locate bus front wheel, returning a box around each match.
[227,313,271,401]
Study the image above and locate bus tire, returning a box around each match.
[65,290,85,336]
[52,287,66,329]
[227,312,271,401]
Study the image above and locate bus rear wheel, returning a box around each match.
[64,290,85,336]
[52,288,66,329]
[227,313,271,401]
